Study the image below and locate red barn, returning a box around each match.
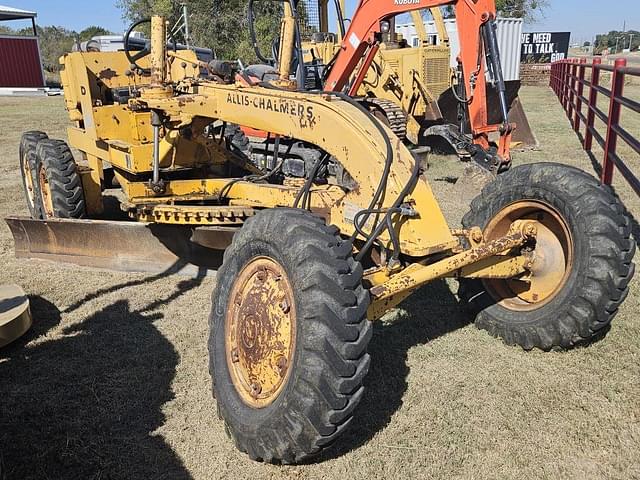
[0,5,45,88]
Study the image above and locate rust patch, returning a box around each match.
[225,257,296,408]
[98,68,118,80]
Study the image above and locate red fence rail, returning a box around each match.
[550,58,640,196]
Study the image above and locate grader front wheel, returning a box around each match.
[460,163,636,350]
[209,208,371,463]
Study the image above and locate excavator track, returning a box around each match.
[363,98,408,140]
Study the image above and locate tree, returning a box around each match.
[443,1,547,21]
[595,30,640,53]
[78,26,114,42]
[495,0,548,22]
[117,0,283,62]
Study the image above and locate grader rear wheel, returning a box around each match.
[19,131,48,219]
[460,163,636,350]
[34,139,86,219]
[209,208,371,464]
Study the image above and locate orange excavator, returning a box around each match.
[245,0,515,172]
[324,0,513,170]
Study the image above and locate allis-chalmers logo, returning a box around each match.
[393,0,420,4]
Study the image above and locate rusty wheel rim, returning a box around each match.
[38,166,54,218]
[21,156,36,209]
[482,200,574,311]
[225,256,296,409]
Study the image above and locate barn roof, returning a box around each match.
[0,5,37,22]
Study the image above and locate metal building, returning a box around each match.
[395,17,524,81]
[0,5,45,88]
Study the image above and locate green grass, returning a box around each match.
[0,87,638,479]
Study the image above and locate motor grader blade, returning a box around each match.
[5,217,234,276]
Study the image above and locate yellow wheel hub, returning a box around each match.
[22,158,36,208]
[225,257,296,408]
[38,166,54,218]
[483,201,574,311]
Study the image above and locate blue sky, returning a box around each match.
[3,0,639,44]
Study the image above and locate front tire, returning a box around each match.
[209,208,371,463]
[459,163,635,350]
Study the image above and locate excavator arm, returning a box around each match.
[323,0,513,166]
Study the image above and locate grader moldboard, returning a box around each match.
[9,0,636,464]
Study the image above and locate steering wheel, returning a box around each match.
[124,18,152,75]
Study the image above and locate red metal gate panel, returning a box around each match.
[0,36,45,88]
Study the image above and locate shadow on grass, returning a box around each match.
[319,279,470,461]
[0,273,205,479]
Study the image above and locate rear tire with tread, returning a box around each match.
[35,139,86,219]
[19,131,48,218]
[209,208,371,464]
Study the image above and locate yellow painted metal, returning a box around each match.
[133,204,255,225]
[38,164,54,218]
[78,163,103,215]
[429,7,449,46]
[278,2,297,82]
[225,256,296,408]
[480,201,574,311]
[138,82,457,256]
[367,222,535,320]
[150,15,167,85]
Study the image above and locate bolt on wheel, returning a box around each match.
[38,165,55,218]
[225,256,296,408]
[482,200,574,311]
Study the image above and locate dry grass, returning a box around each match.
[0,87,638,480]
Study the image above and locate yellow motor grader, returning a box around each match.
[9,0,636,464]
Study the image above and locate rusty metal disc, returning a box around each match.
[38,166,54,218]
[22,157,37,210]
[225,256,296,408]
[482,200,574,311]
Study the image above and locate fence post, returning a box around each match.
[574,59,587,133]
[584,57,602,151]
[568,60,578,122]
[601,58,627,185]
[562,61,570,110]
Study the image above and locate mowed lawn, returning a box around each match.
[0,86,638,480]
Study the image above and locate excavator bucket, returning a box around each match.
[438,80,538,149]
[5,217,235,276]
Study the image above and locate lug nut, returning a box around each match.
[524,223,538,238]
[250,382,262,397]
[276,356,288,376]
[279,299,290,314]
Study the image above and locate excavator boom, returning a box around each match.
[323,0,513,164]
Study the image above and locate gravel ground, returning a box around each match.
[0,86,638,480]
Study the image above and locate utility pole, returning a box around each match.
[629,33,635,51]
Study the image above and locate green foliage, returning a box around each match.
[443,1,547,21]
[495,0,548,21]
[595,30,640,53]
[117,0,282,63]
